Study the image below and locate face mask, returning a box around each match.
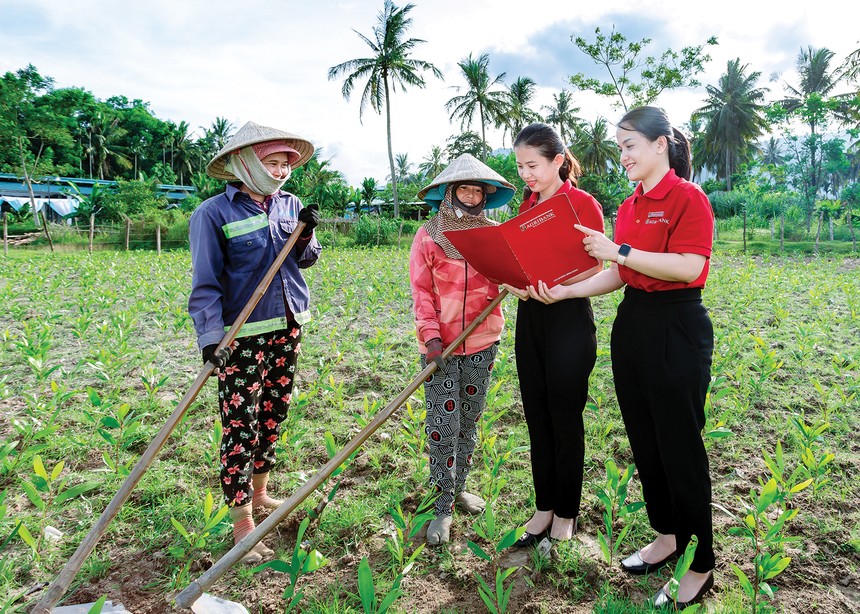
[225,147,291,195]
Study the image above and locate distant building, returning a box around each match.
[0,173,195,222]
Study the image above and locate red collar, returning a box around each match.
[634,170,681,201]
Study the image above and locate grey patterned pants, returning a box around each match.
[422,343,498,516]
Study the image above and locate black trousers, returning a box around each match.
[611,287,715,572]
[515,297,596,519]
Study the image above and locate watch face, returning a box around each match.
[619,243,631,256]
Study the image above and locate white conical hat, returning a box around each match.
[418,153,515,209]
[206,121,315,180]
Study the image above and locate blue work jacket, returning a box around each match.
[188,184,321,350]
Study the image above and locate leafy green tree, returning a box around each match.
[445,131,488,160]
[577,170,632,219]
[569,25,718,112]
[328,0,442,218]
[772,46,858,229]
[573,117,619,175]
[694,58,770,190]
[541,89,583,145]
[498,76,541,145]
[445,53,510,161]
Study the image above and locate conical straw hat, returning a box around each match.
[417,153,515,209]
[206,121,315,180]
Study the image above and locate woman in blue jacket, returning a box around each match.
[188,121,320,564]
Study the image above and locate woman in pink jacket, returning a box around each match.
[410,154,514,545]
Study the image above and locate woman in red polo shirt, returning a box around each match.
[529,106,715,609]
[503,123,604,552]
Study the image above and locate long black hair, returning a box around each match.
[617,106,691,181]
[513,123,582,198]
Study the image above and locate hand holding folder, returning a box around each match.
[443,192,599,289]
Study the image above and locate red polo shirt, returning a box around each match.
[615,170,714,291]
[522,179,605,235]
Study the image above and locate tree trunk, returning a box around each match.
[156,225,162,255]
[847,209,856,252]
[829,216,834,241]
[3,211,7,257]
[771,217,775,241]
[725,149,732,191]
[814,209,823,253]
[479,104,488,162]
[780,206,785,253]
[743,205,747,253]
[125,218,131,250]
[384,76,399,219]
[17,137,41,228]
[41,211,54,252]
[89,215,95,254]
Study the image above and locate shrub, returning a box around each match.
[353,216,399,246]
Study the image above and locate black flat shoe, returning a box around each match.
[511,528,547,548]
[650,572,714,609]
[620,548,679,575]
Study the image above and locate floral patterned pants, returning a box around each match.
[217,325,301,506]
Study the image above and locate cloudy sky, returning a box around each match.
[2,0,857,185]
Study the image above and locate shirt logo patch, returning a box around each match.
[647,211,664,218]
[645,217,670,225]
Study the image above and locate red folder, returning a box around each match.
[443,192,598,288]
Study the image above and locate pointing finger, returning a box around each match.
[574,224,600,236]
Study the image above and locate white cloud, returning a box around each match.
[2,0,857,185]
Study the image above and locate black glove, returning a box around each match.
[424,338,445,371]
[202,343,231,369]
[298,204,319,236]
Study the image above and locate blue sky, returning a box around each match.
[1,0,857,185]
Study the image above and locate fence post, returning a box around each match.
[125,219,131,250]
[41,211,55,252]
[156,225,161,255]
[89,214,95,255]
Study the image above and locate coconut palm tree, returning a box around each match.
[88,112,131,180]
[498,76,542,144]
[388,152,413,184]
[541,89,583,145]
[573,117,619,175]
[418,145,445,179]
[328,0,442,218]
[359,177,379,215]
[694,58,769,190]
[445,53,510,161]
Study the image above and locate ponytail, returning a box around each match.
[560,149,581,186]
[669,128,692,181]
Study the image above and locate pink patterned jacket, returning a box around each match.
[409,227,504,355]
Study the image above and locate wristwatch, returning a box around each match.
[616,243,632,266]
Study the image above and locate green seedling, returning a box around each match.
[19,455,100,555]
[384,490,434,573]
[399,401,426,474]
[593,459,645,566]
[168,489,230,589]
[357,555,403,614]
[792,416,834,499]
[721,478,798,613]
[665,535,701,610]
[253,516,328,612]
[467,503,524,614]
